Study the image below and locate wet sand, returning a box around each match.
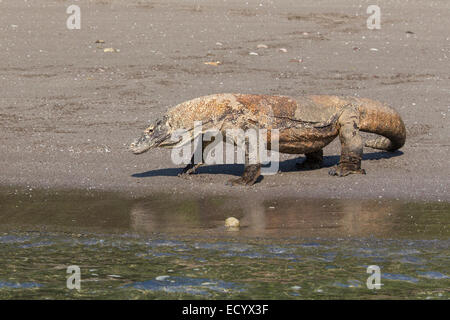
[0,0,449,201]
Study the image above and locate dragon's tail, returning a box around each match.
[354,98,406,151]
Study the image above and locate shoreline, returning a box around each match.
[1,171,448,203]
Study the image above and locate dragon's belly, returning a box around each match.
[276,127,338,154]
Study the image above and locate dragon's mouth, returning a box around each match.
[159,131,199,149]
[129,142,152,155]
[130,132,176,154]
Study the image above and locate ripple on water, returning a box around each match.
[19,241,54,249]
[78,239,105,246]
[0,281,42,289]
[193,242,253,252]
[265,246,291,254]
[320,252,337,262]
[123,276,243,295]
[222,251,265,259]
[417,271,449,280]
[325,265,339,270]
[333,280,363,288]
[399,256,426,265]
[0,235,32,244]
[383,273,419,283]
[300,242,322,248]
[145,239,186,248]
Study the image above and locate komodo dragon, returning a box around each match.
[130,94,406,186]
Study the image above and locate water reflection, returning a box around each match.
[0,188,448,239]
[129,196,449,239]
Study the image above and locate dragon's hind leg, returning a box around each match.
[329,106,366,176]
[296,150,324,170]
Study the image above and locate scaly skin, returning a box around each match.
[130,94,406,185]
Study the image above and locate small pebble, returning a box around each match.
[204,61,221,66]
[103,48,119,53]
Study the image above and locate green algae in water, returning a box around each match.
[0,233,448,299]
[0,187,448,299]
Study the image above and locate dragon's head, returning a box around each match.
[129,117,171,154]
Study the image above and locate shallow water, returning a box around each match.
[0,187,448,299]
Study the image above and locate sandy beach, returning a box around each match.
[0,0,449,201]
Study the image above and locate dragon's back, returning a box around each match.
[166,94,349,131]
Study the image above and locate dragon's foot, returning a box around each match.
[329,153,365,177]
[178,163,202,177]
[226,177,250,186]
[226,164,261,186]
[328,165,366,177]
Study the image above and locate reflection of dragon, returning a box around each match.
[130,94,406,185]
